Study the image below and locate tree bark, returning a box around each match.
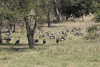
[13,25,15,32]
[10,24,12,31]
[27,33,33,48]
[0,35,2,44]
[47,10,50,27]
[0,21,2,43]
[53,7,60,23]
[82,16,84,21]
[52,0,60,23]
[56,14,60,22]
[24,15,38,49]
[24,16,34,49]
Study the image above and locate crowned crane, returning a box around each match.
[33,39,39,43]
[4,36,11,43]
[66,29,70,33]
[56,38,60,45]
[74,32,80,36]
[60,37,66,41]
[70,29,74,34]
[49,35,56,39]
[43,39,46,44]
[14,36,20,45]
[39,34,46,37]
[78,28,82,31]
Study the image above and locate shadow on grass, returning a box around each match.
[34,44,42,46]
[0,42,42,46]
[40,25,66,28]
[0,43,47,52]
[1,31,21,33]
[0,42,29,52]
[0,42,28,46]
[0,47,29,52]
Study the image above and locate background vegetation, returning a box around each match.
[0,0,100,67]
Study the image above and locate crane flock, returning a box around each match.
[1,27,84,45]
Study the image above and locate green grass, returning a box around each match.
[0,40,100,67]
[0,15,100,67]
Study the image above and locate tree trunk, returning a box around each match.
[52,0,60,23]
[0,21,2,43]
[0,28,1,35]
[13,25,15,32]
[27,33,33,48]
[82,16,84,21]
[53,7,60,23]
[24,16,34,49]
[10,24,12,31]
[24,15,39,48]
[95,0,98,3]
[56,14,60,22]
[0,35,2,44]
[47,10,50,27]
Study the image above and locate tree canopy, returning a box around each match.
[60,0,93,18]
[92,3,100,22]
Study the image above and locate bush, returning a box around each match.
[85,25,100,40]
[87,25,97,34]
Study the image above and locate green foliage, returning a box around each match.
[0,0,41,25]
[92,3,100,22]
[60,0,93,18]
[0,0,48,27]
[94,12,100,22]
[87,25,97,34]
[90,3,100,13]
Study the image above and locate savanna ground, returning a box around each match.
[0,14,100,67]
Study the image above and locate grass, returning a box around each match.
[0,14,100,67]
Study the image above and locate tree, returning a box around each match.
[0,1,5,44]
[51,0,61,23]
[46,0,51,27]
[17,0,46,48]
[44,0,61,27]
[1,0,46,48]
[60,0,93,20]
[92,3,100,22]
[0,0,19,31]
[93,0,100,3]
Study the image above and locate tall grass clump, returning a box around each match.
[84,25,100,40]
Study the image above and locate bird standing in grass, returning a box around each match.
[6,36,11,42]
[14,36,20,45]
[56,38,60,45]
[60,37,66,41]
[35,39,39,43]
[33,39,39,43]
[43,39,46,44]
[4,36,11,43]
[70,29,74,34]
